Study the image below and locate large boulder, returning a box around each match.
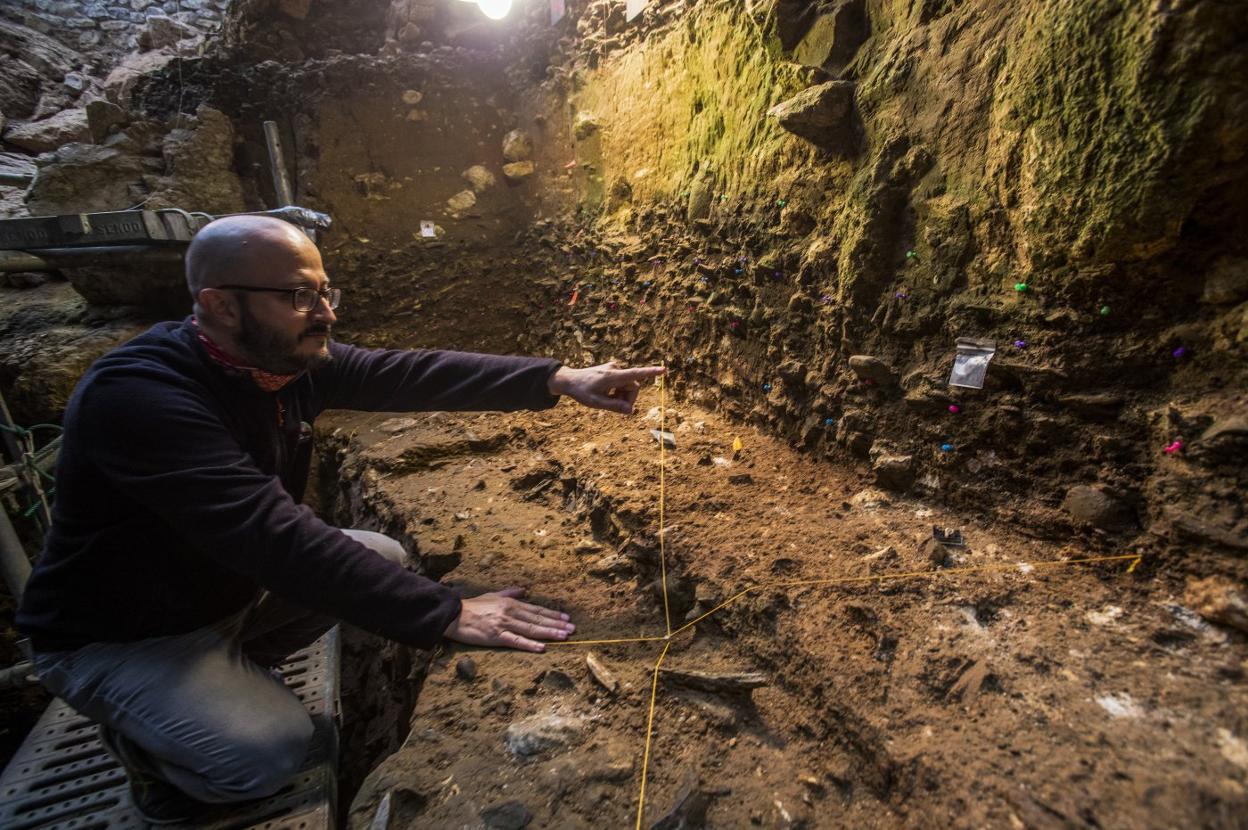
[103,51,175,110]
[502,129,534,163]
[768,80,861,156]
[793,0,867,75]
[0,21,84,78]
[24,143,145,215]
[3,108,91,153]
[137,14,202,51]
[0,59,44,120]
[141,106,246,215]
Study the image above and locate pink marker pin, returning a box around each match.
[949,404,960,414]
[1164,440,1183,455]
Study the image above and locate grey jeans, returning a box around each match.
[31,529,408,804]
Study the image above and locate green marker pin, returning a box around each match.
[1099,305,1111,316]
[1014,282,1029,292]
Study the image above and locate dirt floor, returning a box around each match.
[318,397,1247,829]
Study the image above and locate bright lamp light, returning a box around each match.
[477,0,512,19]
[455,0,512,20]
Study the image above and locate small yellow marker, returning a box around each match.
[732,436,743,454]
[1126,555,1142,574]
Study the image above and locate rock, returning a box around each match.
[502,129,534,162]
[686,167,714,222]
[0,21,83,118]
[774,0,819,50]
[144,106,245,215]
[480,801,531,830]
[536,669,575,691]
[85,99,126,143]
[1201,257,1248,305]
[1058,393,1125,421]
[793,0,867,75]
[1184,576,1248,635]
[1200,416,1248,443]
[137,14,198,50]
[728,473,754,485]
[588,552,635,579]
[504,713,585,757]
[0,152,38,186]
[401,89,423,106]
[446,189,477,213]
[1164,506,1248,551]
[502,160,534,183]
[5,272,51,289]
[862,545,900,573]
[277,0,311,19]
[768,81,860,156]
[1062,485,1133,530]
[0,110,5,135]
[103,50,174,109]
[25,143,145,215]
[3,108,90,153]
[572,110,599,140]
[921,536,950,567]
[456,656,477,681]
[0,59,43,121]
[871,453,915,491]
[650,782,713,830]
[586,651,618,694]
[659,667,768,696]
[848,354,896,385]
[572,539,602,555]
[462,164,496,192]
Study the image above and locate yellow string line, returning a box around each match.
[634,639,672,830]
[546,634,668,647]
[658,372,672,636]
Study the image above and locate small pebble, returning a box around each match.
[456,657,477,681]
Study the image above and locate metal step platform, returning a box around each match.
[0,627,341,830]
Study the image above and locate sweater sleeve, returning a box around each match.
[82,371,462,650]
[309,343,562,415]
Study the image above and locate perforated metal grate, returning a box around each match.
[0,627,341,830]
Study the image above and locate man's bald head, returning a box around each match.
[186,215,321,308]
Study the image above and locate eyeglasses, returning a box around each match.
[216,285,341,313]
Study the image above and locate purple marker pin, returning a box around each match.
[1014,340,1027,349]
[1172,346,1188,359]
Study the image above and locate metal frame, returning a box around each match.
[0,627,341,830]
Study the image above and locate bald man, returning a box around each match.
[16,215,664,823]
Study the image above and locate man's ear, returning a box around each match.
[197,288,242,329]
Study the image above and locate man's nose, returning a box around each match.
[311,297,337,324]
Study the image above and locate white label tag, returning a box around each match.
[419,220,436,238]
[626,0,648,22]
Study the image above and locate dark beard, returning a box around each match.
[236,299,334,374]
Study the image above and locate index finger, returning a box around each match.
[614,366,666,382]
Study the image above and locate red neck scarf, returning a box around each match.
[192,319,299,393]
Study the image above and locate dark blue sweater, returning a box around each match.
[17,318,562,652]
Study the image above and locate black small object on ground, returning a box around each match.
[932,526,965,547]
